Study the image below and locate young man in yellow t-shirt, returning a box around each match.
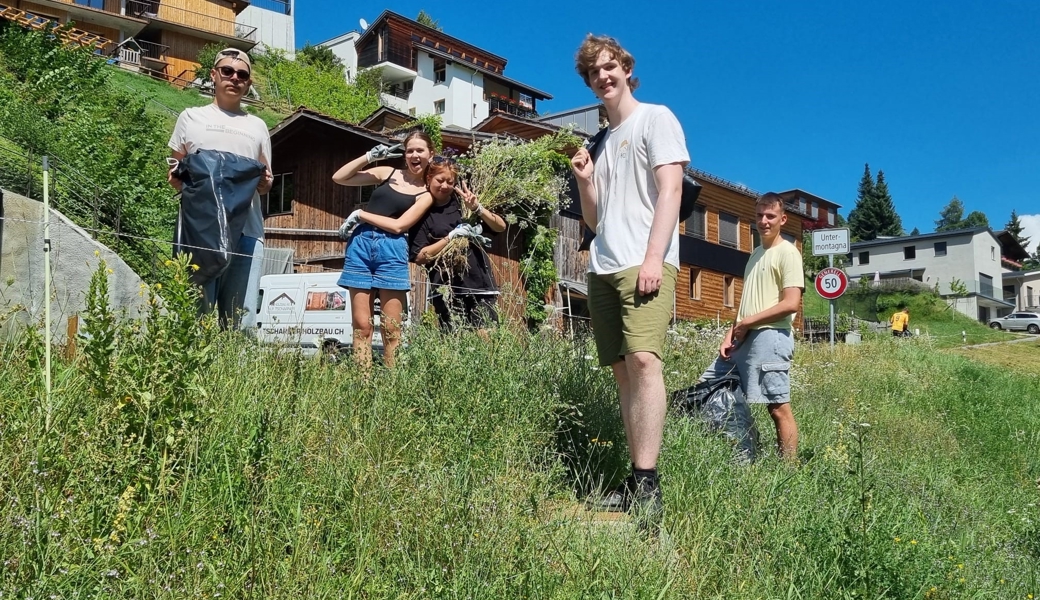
[890,306,909,336]
[698,193,804,459]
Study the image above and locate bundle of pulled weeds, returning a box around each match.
[430,237,470,276]
[457,129,581,222]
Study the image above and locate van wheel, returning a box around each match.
[321,340,348,363]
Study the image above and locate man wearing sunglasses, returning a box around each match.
[168,48,274,330]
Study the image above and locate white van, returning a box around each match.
[256,272,405,356]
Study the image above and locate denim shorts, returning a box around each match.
[698,328,794,404]
[338,224,411,291]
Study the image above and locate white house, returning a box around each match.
[1001,269,1040,311]
[319,10,551,130]
[845,227,1029,322]
[237,0,296,56]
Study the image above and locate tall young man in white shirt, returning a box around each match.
[168,48,273,330]
[570,34,689,526]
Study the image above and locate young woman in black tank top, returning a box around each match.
[331,130,435,369]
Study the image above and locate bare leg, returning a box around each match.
[379,289,407,368]
[767,403,799,460]
[350,288,374,371]
[615,351,667,470]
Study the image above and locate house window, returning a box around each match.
[751,225,761,248]
[434,99,445,114]
[904,246,916,260]
[356,185,375,211]
[408,107,416,116]
[781,232,796,244]
[683,204,706,239]
[689,268,701,300]
[719,212,739,248]
[934,241,947,257]
[75,0,105,8]
[811,201,819,218]
[723,276,735,307]
[991,246,996,261]
[980,273,994,298]
[827,210,835,226]
[859,251,870,265]
[519,92,534,109]
[433,57,446,83]
[262,172,294,216]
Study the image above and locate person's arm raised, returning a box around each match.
[332,143,403,186]
[570,147,598,231]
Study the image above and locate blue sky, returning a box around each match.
[295,0,1040,248]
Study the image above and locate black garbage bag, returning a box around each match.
[673,373,760,464]
[172,149,265,285]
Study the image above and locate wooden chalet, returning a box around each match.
[3,0,256,86]
[265,107,526,322]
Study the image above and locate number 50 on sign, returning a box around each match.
[814,267,848,300]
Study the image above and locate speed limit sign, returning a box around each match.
[815,267,848,300]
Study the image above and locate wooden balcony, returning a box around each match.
[488,96,536,119]
[127,0,257,48]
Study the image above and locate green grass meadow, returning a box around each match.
[1,266,1038,598]
[803,281,1020,348]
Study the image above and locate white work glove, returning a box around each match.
[446,224,468,240]
[338,209,362,240]
[365,143,403,164]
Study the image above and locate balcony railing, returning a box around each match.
[488,96,536,119]
[386,81,412,100]
[358,40,414,70]
[137,39,169,62]
[127,0,257,42]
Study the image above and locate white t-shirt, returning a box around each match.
[168,103,272,240]
[589,103,690,275]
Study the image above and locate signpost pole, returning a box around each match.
[828,254,835,348]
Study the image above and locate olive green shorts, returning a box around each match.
[587,264,677,367]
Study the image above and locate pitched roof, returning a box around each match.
[356,10,507,66]
[420,45,551,100]
[269,108,394,145]
[850,227,992,249]
[776,188,842,209]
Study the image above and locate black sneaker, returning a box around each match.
[586,475,635,512]
[630,478,663,534]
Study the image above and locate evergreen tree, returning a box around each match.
[962,210,989,229]
[416,10,442,30]
[873,170,903,236]
[1005,209,1031,252]
[847,164,875,240]
[848,164,903,240]
[935,196,965,231]
[1024,249,1040,270]
[910,227,920,236]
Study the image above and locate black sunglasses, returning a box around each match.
[431,155,456,165]
[217,65,251,81]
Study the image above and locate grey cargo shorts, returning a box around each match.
[698,328,794,404]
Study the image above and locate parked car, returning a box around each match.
[988,312,1040,334]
